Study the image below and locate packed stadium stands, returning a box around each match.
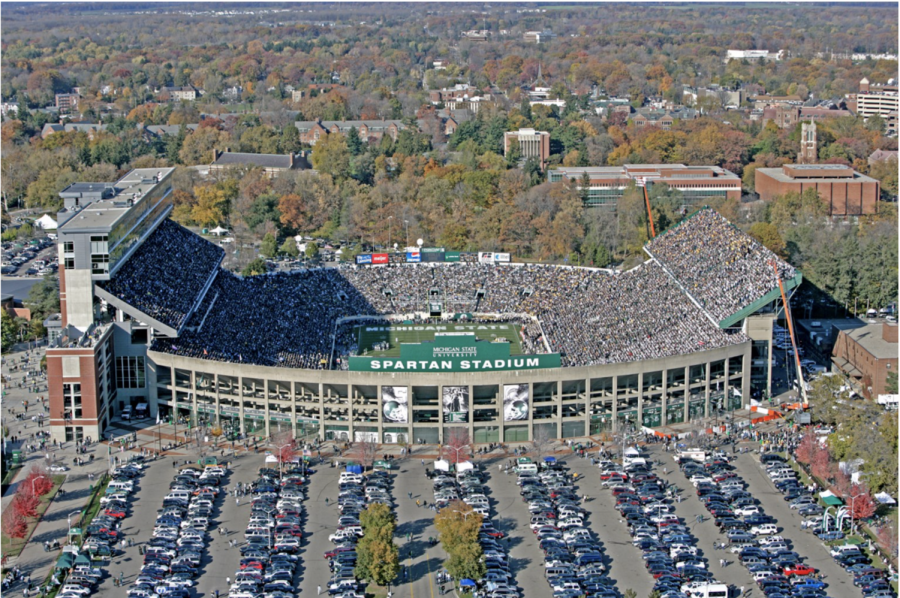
[133,208,789,369]
[646,209,797,321]
[99,219,224,330]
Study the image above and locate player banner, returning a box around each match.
[443,386,469,423]
[349,333,561,373]
[382,386,409,423]
[503,383,529,421]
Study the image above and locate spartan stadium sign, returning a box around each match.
[349,333,561,372]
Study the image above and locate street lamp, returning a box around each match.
[403,220,409,249]
[443,443,470,465]
[276,443,293,479]
[31,475,46,496]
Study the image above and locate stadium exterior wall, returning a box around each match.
[144,339,751,444]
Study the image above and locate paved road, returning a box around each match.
[394,461,444,598]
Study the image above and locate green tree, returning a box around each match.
[242,258,268,276]
[749,222,786,257]
[346,127,364,156]
[305,242,319,260]
[1,310,17,353]
[445,542,486,581]
[279,238,299,257]
[357,539,400,586]
[310,134,351,180]
[260,232,278,257]
[26,273,60,323]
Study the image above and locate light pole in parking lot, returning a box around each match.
[276,443,292,480]
[31,475,46,496]
[443,443,470,465]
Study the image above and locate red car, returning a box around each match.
[784,564,815,576]
[481,529,504,538]
[104,508,127,518]
[324,547,356,559]
[240,561,264,571]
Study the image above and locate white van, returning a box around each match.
[109,480,134,492]
[121,405,132,421]
[683,583,729,598]
[516,464,538,474]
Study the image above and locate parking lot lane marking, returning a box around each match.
[425,544,435,598]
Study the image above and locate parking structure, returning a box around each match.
[227,463,309,598]
[323,466,395,597]
[127,460,228,598]
[595,447,730,598]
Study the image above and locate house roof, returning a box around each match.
[145,124,199,137]
[294,119,405,133]
[212,152,293,169]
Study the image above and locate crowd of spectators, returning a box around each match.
[137,211,788,369]
[646,209,797,322]
[99,219,224,330]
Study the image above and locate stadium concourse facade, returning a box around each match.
[46,168,800,446]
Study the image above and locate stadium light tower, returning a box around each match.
[387,216,393,249]
[404,220,409,249]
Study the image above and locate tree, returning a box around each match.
[310,133,351,180]
[25,466,53,496]
[260,232,278,257]
[356,503,399,586]
[271,430,296,465]
[443,428,470,465]
[2,310,17,353]
[445,542,486,582]
[305,242,319,260]
[279,238,299,257]
[349,435,379,471]
[749,222,786,258]
[12,487,40,518]
[530,424,555,462]
[795,433,817,465]
[2,510,27,539]
[242,258,268,276]
[849,486,877,521]
[191,184,232,227]
[435,502,483,554]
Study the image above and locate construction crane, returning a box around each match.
[636,177,657,238]
[770,260,808,407]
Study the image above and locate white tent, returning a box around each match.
[433,459,450,472]
[456,461,474,472]
[34,214,58,230]
[264,455,279,463]
[210,226,229,236]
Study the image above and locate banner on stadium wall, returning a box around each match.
[406,252,421,263]
[445,251,460,262]
[479,252,494,264]
[443,386,469,423]
[372,253,389,264]
[503,383,529,421]
[350,333,561,373]
[356,254,372,264]
[421,247,444,253]
[382,386,409,424]
[421,251,444,263]
[494,253,511,263]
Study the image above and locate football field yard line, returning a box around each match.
[355,324,524,357]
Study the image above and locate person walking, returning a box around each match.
[317,585,322,595]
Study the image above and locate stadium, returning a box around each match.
[46,169,801,445]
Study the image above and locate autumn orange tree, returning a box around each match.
[2,510,28,539]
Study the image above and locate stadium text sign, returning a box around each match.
[349,333,561,373]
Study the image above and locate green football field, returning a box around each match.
[355,323,524,357]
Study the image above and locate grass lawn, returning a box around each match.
[355,322,523,357]
[1,473,66,558]
[366,586,390,598]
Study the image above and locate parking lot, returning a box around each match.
[2,235,57,277]
[83,436,891,598]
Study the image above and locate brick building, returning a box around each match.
[548,164,742,209]
[761,105,852,129]
[55,93,79,115]
[832,321,898,398]
[293,119,405,146]
[503,128,551,170]
[755,164,880,216]
[209,150,310,178]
